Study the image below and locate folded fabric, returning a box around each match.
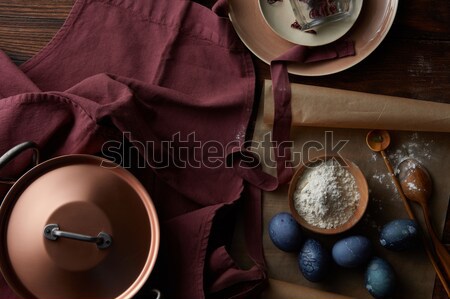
[238,39,356,191]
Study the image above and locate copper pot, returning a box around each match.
[0,142,160,299]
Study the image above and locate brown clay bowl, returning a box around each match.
[288,155,369,235]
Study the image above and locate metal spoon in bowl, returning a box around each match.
[366,130,450,295]
[398,158,450,280]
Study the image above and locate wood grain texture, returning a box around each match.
[0,0,74,63]
[0,0,448,298]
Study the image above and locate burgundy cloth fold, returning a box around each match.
[236,39,356,191]
[0,51,40,98]
[269,39,355,185]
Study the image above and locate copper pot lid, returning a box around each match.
[0,155,160,299]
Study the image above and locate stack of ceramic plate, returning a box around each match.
[228,0,398,76]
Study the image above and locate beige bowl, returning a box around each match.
[288,155,368,235]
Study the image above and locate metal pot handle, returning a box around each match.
[151,289,161,299]
[0,141,40,185]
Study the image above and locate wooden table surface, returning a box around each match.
[0,0,448,298]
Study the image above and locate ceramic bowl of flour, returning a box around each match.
[288,155,368,235]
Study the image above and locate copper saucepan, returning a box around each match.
[0,142,160,298]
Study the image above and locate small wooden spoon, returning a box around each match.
[366,130,412,215]
[398,158,450,281]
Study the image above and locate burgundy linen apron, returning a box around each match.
[0,0,355,297]
[0,0,265,298]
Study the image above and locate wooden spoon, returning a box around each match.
[366,130,450,296]
[398,158,450,280]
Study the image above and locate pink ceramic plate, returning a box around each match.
[228,0,398,76]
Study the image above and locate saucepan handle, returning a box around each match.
[0,141,40,185]
[151,289,162,299]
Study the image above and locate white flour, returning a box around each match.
[293,159,360,229]
[370,132,434,193]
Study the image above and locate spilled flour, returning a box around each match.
[370,132,434,192]
[293,159,360,229]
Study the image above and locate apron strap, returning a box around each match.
[214,2,355,298]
